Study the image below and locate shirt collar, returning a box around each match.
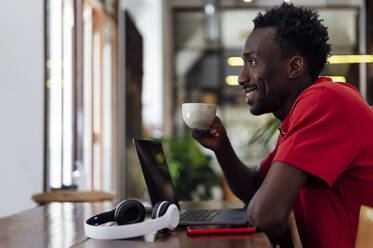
[279,113,290,135]
[278,77,331,135]
[314,76,333,84]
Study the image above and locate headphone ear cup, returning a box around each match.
[114,199,145,225]
[152,201,171,219]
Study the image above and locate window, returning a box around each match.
[45,0,118,193]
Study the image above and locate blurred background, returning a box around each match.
[1,0,372,217]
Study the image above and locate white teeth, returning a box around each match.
[246,90,254,103]
[246,91,254,98]
[243,86,257,104]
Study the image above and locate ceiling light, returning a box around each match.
[226,76,239,86]
[227,55,373,67]
[227,57,244,66]
[225,75,346,86]
[327,55,373,64]
[204,3,215,15]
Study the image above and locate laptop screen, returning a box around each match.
[133,139,179,208]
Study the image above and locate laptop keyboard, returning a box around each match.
[180,209,221,222]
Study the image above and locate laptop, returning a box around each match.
[132,138,249,226]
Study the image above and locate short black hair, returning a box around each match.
[253,3,331,81]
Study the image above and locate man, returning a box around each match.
[192,3,373,248]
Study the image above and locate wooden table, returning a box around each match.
[0,200,273,248]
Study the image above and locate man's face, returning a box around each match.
[238,27,292,116]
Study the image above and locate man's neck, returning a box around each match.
[274,76,314,121]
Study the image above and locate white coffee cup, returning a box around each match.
[182,103,217,130]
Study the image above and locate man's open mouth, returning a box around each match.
[243,84,258,103]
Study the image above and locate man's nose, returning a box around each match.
[238,68,250,85]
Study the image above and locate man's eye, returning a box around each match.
[248,59,256,66]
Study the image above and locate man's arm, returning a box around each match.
[192,117,264,204]
[247,161,309,235]
[214,138,264,204]
[193,117,309,236]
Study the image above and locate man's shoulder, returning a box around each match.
[291,78,372,127]
[289,80,357,122]
[297,79,362,108]
[307,78,360,97]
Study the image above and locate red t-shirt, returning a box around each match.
[260,77,373,248]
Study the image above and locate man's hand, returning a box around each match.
[191,116,228,152]
[193,116,264,205]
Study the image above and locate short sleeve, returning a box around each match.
[260,138,280,175]
[273,87,359,187]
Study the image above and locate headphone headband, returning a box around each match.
[84,202,179,240]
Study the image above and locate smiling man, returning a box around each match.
[192,3,373,248]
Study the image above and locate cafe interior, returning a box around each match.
[1,0,373,247]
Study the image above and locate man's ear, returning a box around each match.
[288,56,304,79]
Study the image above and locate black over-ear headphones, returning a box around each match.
[84,199,180,240]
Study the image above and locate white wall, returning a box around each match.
[0,0,44,217]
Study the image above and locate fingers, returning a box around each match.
[192,128,220,139]
[192,129,210,139]
[210,129,220,138]
[211,116,221,127]
[191,116,223,140]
